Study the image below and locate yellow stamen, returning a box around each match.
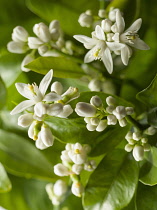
[93,49,100,57]
[74,149,80,154]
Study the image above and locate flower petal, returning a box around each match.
[129,38,150,50]
[15,83,32,99]
[10,100,35,115]
[106,42,125,51]
[121,45,131,65]
[39,69,53,96]
[125,18,142,32]
[116,10,125,33]
[95,25,105,41]
[84,49,95,63]
[43,92,61,101]
[102,48,113,74]
[73,35,93,44]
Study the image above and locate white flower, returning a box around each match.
[90,95,102,107]
[72,164,83,175]
[54,163,70,176]
[61,150,72,163]
[57,104,73,118]
[112,106,126,120]
[71,182,84,197]
[7,41,28,54]
[74,25,124,74]
[33,22,51,43]
[112,10,150,65]
[12,26,29,42]
[53,180,67,197]
[10,70,61,115]
[68,143,88,164]
[78,12,93,27]
[35,133,49,150]
[40,124,54,147]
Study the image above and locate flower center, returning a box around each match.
[125,32,139,44]
[74,149,80,154]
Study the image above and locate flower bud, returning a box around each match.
[54,163,69,176]
[84,160,97,171]
[141,138,148,144]
[90,95,102,108]
[107,33,114,42]
[78,13,93,28]
[75,102,97,117]
[47,103,63,117]
[113,106,126,120]
[96,120,107,132]
[57,104,73,118]
[125,144,134,152]
[49,20,60,33]
[88,79,101,91]
[90,117,100,126]
[28,37,43,49]
[101,19,112,32]
[34,102,48,117]
[84,117,91,124]
[21,53,35,72]
[118,118,127,127]
[61,150,72,162]
[53,180,67,196]
[106,105,115,114]
[51,81,63,95]
[71,182,84,197]
[111,24,118,33]
[33,22,51,42]
[72,164,83,175]
[40,125,54,146]
[133,131,142,141]
[125,107,134,115]
[107,115,117,125]
[12,26,29,42]
[108,8,120,22]
[143,143,151,152]
[145,126,157,136]
[106,96,116,106]
[98,9,106,18]
[18,113,33,127]
[86,123,97,131]
[7,41,28,54]
[65,143,74,151]
[132,145,144,161]
[125,131,133,141]
[38,45,49,56]
[45,183,54,200]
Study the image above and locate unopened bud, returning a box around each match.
[38,45,49,56]
[53,180,67,196]
[106,96,116,106]
[78,13,93,28]
[51,81,63,95]
[54,163,69,176]
[90,95,102,107]
[34,102,48,117]
[106,105,115,114]
[7,41,28,54]
[90,117,100,126]
[33,22,51,42]
[145,126,157,136]
[107,115,117,125]
[18,113,33,127]
[108,8,120,22]
[62,87,79,103]
[40,125,54,146]
[57,104,73,118]
[119,118,127,127]
[125,144,134,152]
[84,160,97,171]
[12,26,29,42]
[132,145,144,161]
[21,53,35,72]
[96,120,107,132]
[72,164,83,175]
[47,103,63,117]
[35,133,48,150]
[98,9,106,18]
[143,143,151,152]
[125,107,134,115]
[133,131,142,141]
[113,106,126,120]
[88,79,101,91]
[71,182,84,197]
[28,37,43,49]
[101,19,112,32]
[75,102,97,117]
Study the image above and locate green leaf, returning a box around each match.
[26,0,98,36]
[26,56,85,78]
[0,163,12,193]
[147,107,157,127]
[140,147,157,186]
[0,175,54,210]
[0,129,56,181]
[136,74,157,108]
[83,149,139,210]
[0,77,7,109]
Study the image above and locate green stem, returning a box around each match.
[125,115,144,131]
[99,0,106,9]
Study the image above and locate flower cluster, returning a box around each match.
[74,8,150,74]
[125,126,157,161]
[10,69,79,149]
[54,143,96,197]
[7,20,82,72]
[75,95,134,131]
[46,180,68,206]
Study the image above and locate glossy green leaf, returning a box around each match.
[0,163,12,193]
[0,77,7,109]
[83,149,139,210]
[136,74,157,108]
[147,107,157,127]
[26,56,85,78]
[26,0,97,36]
[0,129,56,181]
[140,147,157,186]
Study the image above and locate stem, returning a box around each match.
[99,0,106,9]
[125,115,144,131]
